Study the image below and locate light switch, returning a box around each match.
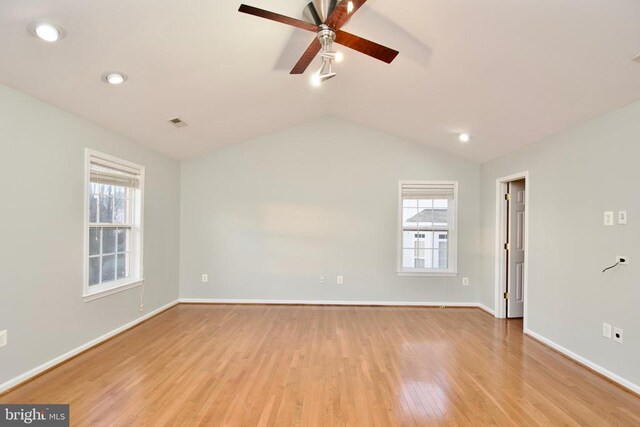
[618,211,627,225]
[604,211,614,226]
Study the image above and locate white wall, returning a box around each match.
[0,84,181,387]
[180,117,480,304]
[480,100,640,388]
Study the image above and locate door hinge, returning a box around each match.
[504,292,510,300]
[505,193,511,201]
[504,243,511,251]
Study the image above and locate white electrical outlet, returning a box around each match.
[618,211,627,225]
[337,276,344,284]
[0,330,7,348]
[613,327,624,344]
[320,276,326,285]
[462,277,469,286]
[604,211,614,226]
[201,274,208,283]
[617,256,629,266]
[602,323,612,339]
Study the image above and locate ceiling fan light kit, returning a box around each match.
[238,0,399,86]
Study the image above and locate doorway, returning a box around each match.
[494,172,530,326]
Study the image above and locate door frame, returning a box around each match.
[494,171,530,327]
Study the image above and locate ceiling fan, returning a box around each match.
[238,0,399,85]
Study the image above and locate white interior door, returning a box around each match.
[507,180,525,318]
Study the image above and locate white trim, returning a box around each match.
[494,171,530,329]
[83,149,145,301]
[477,303,495,316]
[397,180,459,276]
[524,328,640,396]
[0,300,178,394]
[82,279,144,302]
[179,298,481,307]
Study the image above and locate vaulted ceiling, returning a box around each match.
[1,0,640,162]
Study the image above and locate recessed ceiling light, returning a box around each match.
[102,72,128,85]
[633,53,640,63]
[458,132,471,143]
[29,22,65,42]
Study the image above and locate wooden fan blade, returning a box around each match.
[335,30,399,64]
[325,0,367,31]
[238,4,319,32]
[290,39,322,74]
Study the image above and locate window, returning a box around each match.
[398,181,458,275]
[84,150,144,301]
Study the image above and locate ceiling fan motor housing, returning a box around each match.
[303,0,341,26]
[316,25,336,44]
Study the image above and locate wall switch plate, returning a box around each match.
[617,256,629,265]
[320,276,325,285]
[0,330,6,348]
[462,277,469,286]
[604,211,614,226]
[201,274,208,283]
[618,211,627,225]
[613,327,623,344]
[603,323,612,339]
[337,276,344,284]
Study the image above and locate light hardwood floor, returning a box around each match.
[2,304,639,426]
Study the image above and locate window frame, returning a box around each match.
[397,180,459,276]
[83,149,145,302]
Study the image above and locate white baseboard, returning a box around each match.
[524,328,640,396]
[0,300,179,394]
[179,298,481,308]
[477,303,495,316]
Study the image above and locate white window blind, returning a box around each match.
[90,161,141,188]
[401,183,455,200]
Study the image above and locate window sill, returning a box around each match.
[397,271,459,277]
[83,279,144,302]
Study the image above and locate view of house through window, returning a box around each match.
[398,182,457,274]
[85,150,144,298]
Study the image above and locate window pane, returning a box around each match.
[114,197,127,224]
[414,232,426,256]
[89,195,98,223]
[88,257,100,286]
[433,200,449,226]
[402,249,415,268]
[403,207,419,226]
[402,231,417,249]
[100,196,114,223]
[117,228,128,252]
[402,199,417,208]
[102,227,117,254]
[101,255,116,282]
[421,249,433,268]
[99,184,114,196]
[418,199,433,209]
[89,227,101,256]
[117,253,128,279]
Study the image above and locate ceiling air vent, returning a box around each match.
[168,117,188,128]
